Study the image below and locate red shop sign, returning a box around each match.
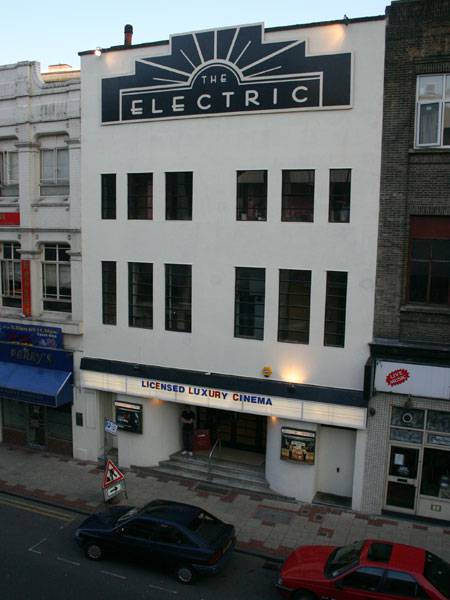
[0,213,20,226]
[386,368,410,387]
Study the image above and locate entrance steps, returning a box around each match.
[154,452,282,497]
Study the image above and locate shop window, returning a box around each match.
[101,174,116,219]
[166,172,192,220]
[42,243,71,312]
[40,147,69,196]
[46,404,72,441]
[236,170,267,221]
[420,448,450,499]
[408,216,450,306]
[416,74,450,147]
[234,267,265,340]
[128,173,153,219]
[1,242,21,308]
[0,151,19,197]
[324,271,347,347]
[329,169,351,223]
[427,409,450,433]
[390,428,423,444]
[278,269,311,344]
[281,170,314,222]
[391,406,425,429]
[1,398,26,430]
[102,261,116,325]
[165,264,191,332]
[340,567,383,592]
[128,262,153,329]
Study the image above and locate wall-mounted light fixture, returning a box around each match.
[262,366,272,378]
[94,47,102,57]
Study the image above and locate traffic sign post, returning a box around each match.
[102,459,127,503]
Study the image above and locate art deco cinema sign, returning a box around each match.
[102,23,352,123]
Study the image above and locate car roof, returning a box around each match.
[138,499,203,527]
[362,540,425,574]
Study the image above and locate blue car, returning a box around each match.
[75,499,236,583]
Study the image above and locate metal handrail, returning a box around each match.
[208,437,221,476]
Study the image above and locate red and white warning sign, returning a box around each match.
[102,459,125,489]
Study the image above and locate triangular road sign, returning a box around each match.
[102,459,125,488]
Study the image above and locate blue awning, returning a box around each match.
[0,361,72,408]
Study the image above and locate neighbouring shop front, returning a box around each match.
[0,322,73,455]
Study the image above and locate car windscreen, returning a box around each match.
[325,541,364,578]
[424,551,450,598]
[187,511,222,543]
[116,507,140,525]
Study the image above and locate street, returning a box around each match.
[0,492,281,600]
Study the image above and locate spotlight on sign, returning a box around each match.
[94,47,102,57]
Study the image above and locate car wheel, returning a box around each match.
[175,564,195,584]
[292,591,316,600]
[84,541,103,560]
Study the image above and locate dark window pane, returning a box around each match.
[102,261,116,325]
[42,243,71,312]
[329,169,351,223]
[237,171,267,221]
[427,410,450,433]
[102,174,116,219]
[411,239,431,259]
[418,103,440,145]
[381,571,419,597]
[420,448,450,498]
[1,241,22,308]
[278,269,311,343]
[165,264,191,332]
[129,262,153,329]
[391,407,425,429]
[324,271,347,347]
[409,260,428,302]
[341,567,383,591]
[128,173,153,219]
[166,172,193,220]
[409,235,450,305]
[281,170,314,222]
[235,267,265,339]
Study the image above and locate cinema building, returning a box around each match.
[77,17,385,506]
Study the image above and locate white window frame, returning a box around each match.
[40,147,69,185]
[415,74,450,148]
[42,243,71,312]
[0,151,19,186]
[1,242,21,307]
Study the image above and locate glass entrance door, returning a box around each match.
[385,445,420,512]
[27,405,46,447]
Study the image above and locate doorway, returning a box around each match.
[27,405,46,447]
[316,426,356,499]
[197,408,267,453]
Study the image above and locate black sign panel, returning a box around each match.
[102,23,352,123]
[115,401,143,433]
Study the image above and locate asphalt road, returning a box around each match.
[0,492,281,600]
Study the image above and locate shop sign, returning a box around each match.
[102,23,352,124]
[375,360,450,400]
[0,341,72,371]
[115,401,143,433]
[280,427,316,464]
[0,321,63,349]
[0,212,20,226]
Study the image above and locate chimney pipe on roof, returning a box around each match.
[124,24,133,46]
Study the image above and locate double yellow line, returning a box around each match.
[0,493,75,522]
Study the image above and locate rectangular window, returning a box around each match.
[408,217,450,306]
[42,243,71,312]
[129,262,153,329]
[128,173,153,219]
[102,261,116,325]
[324,271,348,347]
[0,151,19,197]
[40,148,69,195]
[416,74,450,147]
[329,169,351,223]
[165,264,191,332]
[236,170,267,221]
[101,174,116,219]
[1,242,21,308]
[166,172,193,220]
[281,170,314,222]
[234,267,265,340]
[278,269,311,343]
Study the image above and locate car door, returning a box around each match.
[334,567,385,600]
[379,570,431,599]
[145,523,196,568]
[115,518,155,558]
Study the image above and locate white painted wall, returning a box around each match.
[316,426,356,497]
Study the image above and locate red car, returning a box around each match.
[276,539,450,599]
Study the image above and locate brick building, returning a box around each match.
[362,0,450,521]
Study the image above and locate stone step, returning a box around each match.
[159,459,268,487]
[165,454,266,483]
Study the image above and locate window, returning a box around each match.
[329,169,351,222]
[236,170,267,221]
[102,261,116,325]
[42,243,71,312]
[0,151,19,196]
[101,174,116,219]
[165,264,191,332]
[40,148,69,195]
[381,570,427,598]
[128,173,153,219]
[129,262,153,329]
[408,217,450,305]
[234,267,265,340]
[278,269,311,343]
[281,170,314,222]
[166,172,192,220]
[416,74,450,147]
[324,271,348,347]
[340,567,384,592]
[1,242,21,308]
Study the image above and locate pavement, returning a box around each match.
[0,443,449,564]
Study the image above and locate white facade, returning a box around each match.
[79,19,385,505]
